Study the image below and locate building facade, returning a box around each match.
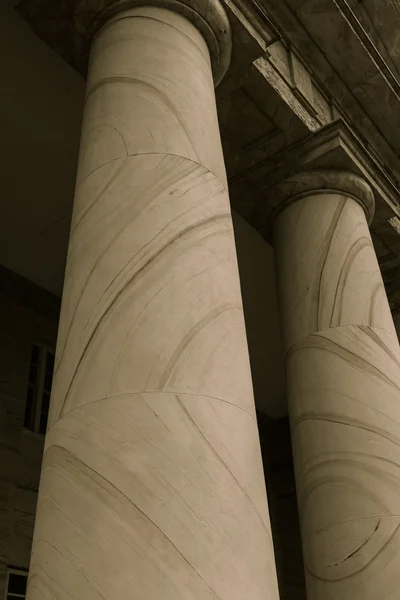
[1,0,400,599]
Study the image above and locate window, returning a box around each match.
[24,343,55,435]
[5,568,28,599]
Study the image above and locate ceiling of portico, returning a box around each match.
[343,0,400,77]
[260,0,400,172]
[0,0,84,295]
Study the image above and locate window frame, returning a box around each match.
[24,341,55,435]
[5,567,28,600]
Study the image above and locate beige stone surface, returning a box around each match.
[27,6,280,600]
[273,170,400,599]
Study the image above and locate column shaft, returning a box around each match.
[26,6,280,600]
[273,171,400,600]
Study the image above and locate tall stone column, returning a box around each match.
[272,169,400,600]
[26,3,280,599]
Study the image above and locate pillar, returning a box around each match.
[26,2,281,599]
[273,169,400,599]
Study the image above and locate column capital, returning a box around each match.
[78,0,231,85]
[271,169,375,225]
[248,121,400,241]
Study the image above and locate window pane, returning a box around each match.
[46,352,55,372]
[28,363,38,385]
[39,411,49,435]
[26,344,55,435]
[26,386,34,404]
[8,572,27,595]
[24,386,36,429]
[44,370,53,391]
[23,404,32,429]
[39,389,51,434]
[41,392,50,414]
[31,344,41,365]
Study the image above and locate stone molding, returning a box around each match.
[222,0,339,133]
[269,169,375,226]
[77,0,231,84]
[221,0,279,52]
[252,42,338,132]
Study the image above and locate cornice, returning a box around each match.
[274,0,400,163]
[225,0,400,187]
[221,0,339,130]
[223,0,280,51]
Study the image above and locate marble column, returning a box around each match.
[272,169,400,600]
[26,3,280,600]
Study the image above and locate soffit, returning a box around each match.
[343,0,400,79]
[267,0,400,170]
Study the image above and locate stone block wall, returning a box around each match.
[0,266,59,598]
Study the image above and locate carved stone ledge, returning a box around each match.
[253,40,338,132]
